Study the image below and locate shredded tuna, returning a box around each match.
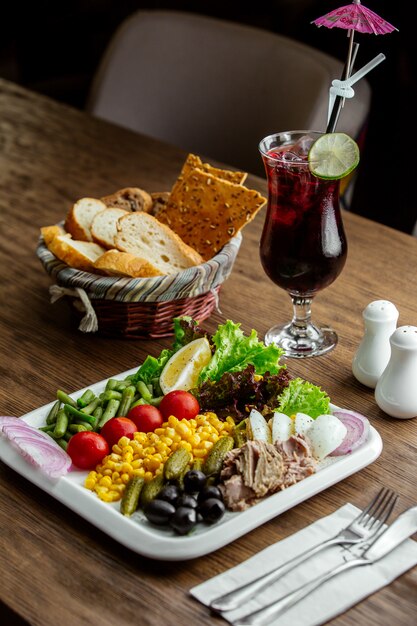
[220,435,316,511]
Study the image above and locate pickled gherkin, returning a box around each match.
[202,436,234,477]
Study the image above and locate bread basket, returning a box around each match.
[36,232,242,339]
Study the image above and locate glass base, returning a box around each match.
[265,321,338,358]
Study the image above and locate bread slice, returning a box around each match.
[91,208,128,249]
[94,249,163,278]
[64,198,107,242]
[115,212,203,275]
[48,235,106,272]
[40,224,66,245]
[101,187,153,212]
[157,168,266,260]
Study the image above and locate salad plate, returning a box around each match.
[0,367,382,561]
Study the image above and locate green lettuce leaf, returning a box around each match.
[198,320,284,383]
[276,378,330,418]
[131,349,173,386]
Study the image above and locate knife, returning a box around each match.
[235,505,417,626]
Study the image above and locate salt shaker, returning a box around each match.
[375,325,417,419]
[352,300,399,388]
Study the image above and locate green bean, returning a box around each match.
[101,390,122,403]
[129,397,147,409]
[151,377,163,397]
[105,378,119,391]
[77,389,95,408]
[57,390,77,407]
[63,404,97,424]
[74,420,94,431]
[39,425,55,433]
[63,431,72,442]
[136,381,152,403]
[46,400,61,425]
[93,406,103,421]
[114,381,130,392]
[149,396,163,407]
[53,408,69,439]
[98,399,120,428]
[118,385,136,416]
[81,397,101,415]
[56,438,68,451]
[68,423,89,433]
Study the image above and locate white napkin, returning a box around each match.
[190,504,417,626]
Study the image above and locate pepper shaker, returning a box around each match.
[375,326,417,419]
[352,300,399,388]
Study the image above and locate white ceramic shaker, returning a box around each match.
[375,326,417,419]
[352,300,399,388]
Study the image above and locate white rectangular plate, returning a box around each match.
[0,368,383,561]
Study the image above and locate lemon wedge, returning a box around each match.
[308,132,359,180]
[159,337,212,394]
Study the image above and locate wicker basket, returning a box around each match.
[36,233,242,338]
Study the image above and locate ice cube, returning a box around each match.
[291,134,315,157]
[281,150,304,163]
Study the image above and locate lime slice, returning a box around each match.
[308,133,359,180]
[159,337,212,394]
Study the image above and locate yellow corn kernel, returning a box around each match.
[178,441,192,452]
[133,468,146,477]
[131,459,142,469]
[161,436,173,447]
[193,448,208,458]
[99,476,112,488]
[165,426,176,438]
[134,432,148,443]
[123,452,133,463]
[112,444,122,455]
[85,476,96,490]
[154,427,166,436]
[144,458,161,472]
[112,471,121,481]
[121,473,131,483]
[102,468,112,477]
[156,442,169,455]
[189,433,201,446]
[144,471,154,481]
[143,446,156,455]
[176,422,191,437]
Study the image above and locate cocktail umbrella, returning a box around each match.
[312,0,398,131]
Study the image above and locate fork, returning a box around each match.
[210,487,397,612]
[234,490,399,625]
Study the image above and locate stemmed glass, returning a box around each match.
[259,131,347,358]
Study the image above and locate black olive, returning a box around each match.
[197,485,223,504]
[144,499,176,525]
[183,470,207,493]
[176,493,198,509]
[158,484,181,505]
[199,498,226,524]
[170,506,198,535]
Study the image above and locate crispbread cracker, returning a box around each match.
[179,154,247,186]
[157,168,266,260]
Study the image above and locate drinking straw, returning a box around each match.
[327,53,386,132]
[326,42,359,133]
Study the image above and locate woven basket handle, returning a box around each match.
[49,285,98,333]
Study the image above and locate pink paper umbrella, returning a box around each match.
[312,0,398,131]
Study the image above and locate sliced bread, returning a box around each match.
[48,235,106,272]
[94,249,163,278]
[115,212,203,275]
[91,208,128,249]
[40,224,66,245]
[64,198,107,241]
[101,187,153,213]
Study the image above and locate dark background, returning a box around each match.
[1,1,414,233]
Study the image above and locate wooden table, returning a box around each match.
[1,78,416,626]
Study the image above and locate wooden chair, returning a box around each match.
[87,10,371,179]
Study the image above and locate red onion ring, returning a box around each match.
[1,416,71,478]
[329,409,370,456]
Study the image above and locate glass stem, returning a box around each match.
[290,296,314,337]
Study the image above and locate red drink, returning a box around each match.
[260,144,347,297]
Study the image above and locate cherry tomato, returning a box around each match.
[126,405,163,432]
[67,431,109,470]
[159,390,200,421]
[100,417,137,448]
